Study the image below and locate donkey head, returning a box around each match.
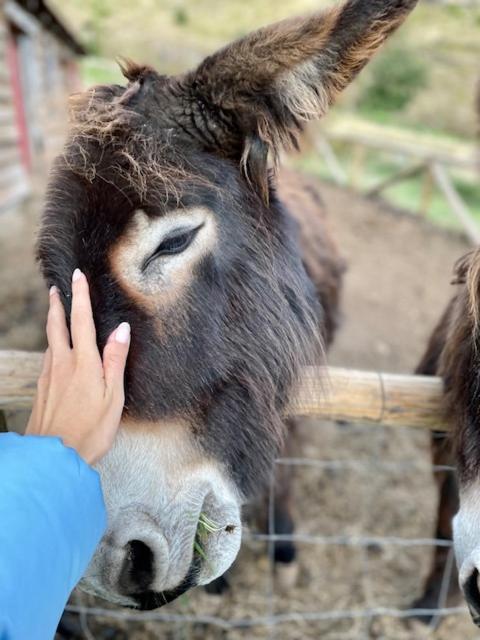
[38,0,417,610]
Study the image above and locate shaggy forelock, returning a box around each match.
[66,71,217,206]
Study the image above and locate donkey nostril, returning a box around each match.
[118,540,155,595]
[129,540,154,580]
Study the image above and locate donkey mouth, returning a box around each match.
[131,557,200,610]
[461,568,480,628]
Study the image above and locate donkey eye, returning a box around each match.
[142,223,204,271]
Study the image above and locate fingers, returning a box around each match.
[46,286,70,356]
[27,277,130,465]
[26,349,52,434]
[25,400,39,434]
[70,268,98,356]
[39,347,52,380]
[103,322,131,397]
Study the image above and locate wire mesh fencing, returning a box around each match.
[62,420,477,640]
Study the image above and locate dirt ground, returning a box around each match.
[1,180,479,639]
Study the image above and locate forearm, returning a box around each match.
[0,433,106,640]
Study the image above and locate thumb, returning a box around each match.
[103,322,130,394]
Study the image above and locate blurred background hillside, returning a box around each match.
[47,0,480,228]
[48,0,479,137]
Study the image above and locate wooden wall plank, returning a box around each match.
[0,11,78,184]
[0,177,30,213]
[0,86,13,103]
[0,147,22,169]
[0,107,15,125]
[0,163,27,188]
[0,122,19,145]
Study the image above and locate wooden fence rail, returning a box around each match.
[0,351,448,431]
[313,129,480,245]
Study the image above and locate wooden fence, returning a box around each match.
[314,128,480,244]
[0,350,448,432]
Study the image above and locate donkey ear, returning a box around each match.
[184,0,418,200]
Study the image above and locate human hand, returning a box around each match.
[26,268,130,465]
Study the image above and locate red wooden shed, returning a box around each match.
[0,0,85,212]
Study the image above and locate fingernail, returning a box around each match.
[115,322,131,344]
[72,268,82,282]
[49,285,58,296]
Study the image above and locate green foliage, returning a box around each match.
[193,513,224,568]
[174,7,189,26]
[81,57,124,86]
[359,45,428,113]
[445,4,463,18]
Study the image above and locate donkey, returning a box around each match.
[38,0,418,611]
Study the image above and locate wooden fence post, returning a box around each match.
[366,162,425,199]
[314,134,347,186]
[350,143,367,190]
[432,162,480,245]
[0,351,449,431]
[418,163,434,218]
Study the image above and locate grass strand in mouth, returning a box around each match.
[198,513,225,535]
[193,513,236,564]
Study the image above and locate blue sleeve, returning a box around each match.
[0,433,107,640]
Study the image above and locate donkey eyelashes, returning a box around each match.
[141,222,205,272]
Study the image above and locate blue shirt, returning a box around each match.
[0,433,106,640]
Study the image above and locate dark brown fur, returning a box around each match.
[38,0,418,611]
[411,298,460,618]
[412,250,480,614]
[278,169,346,345]
[262,170,345,582]
[39,0,415,500]
[418,252,480,482]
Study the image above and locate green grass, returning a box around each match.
[193,513,237,566]
[193,513,225,565]
[81,57,125,86]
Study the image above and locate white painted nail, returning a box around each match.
[72,268,82,282]
[49,285,58,296]
[115,322,131,344]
